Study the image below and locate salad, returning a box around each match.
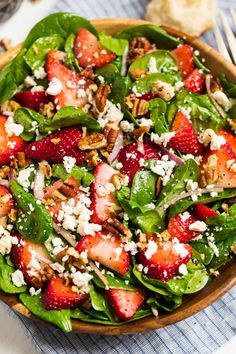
[0,12,236,332]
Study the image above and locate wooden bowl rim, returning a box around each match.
[1,18,236,335]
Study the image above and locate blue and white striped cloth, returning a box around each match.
[10,0,236,353]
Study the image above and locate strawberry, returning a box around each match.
[200,142,236,188]
[25,127,85,164]
[76,230,130,275]
[171,44,194,78]
[46,50,93,109]
[192,203,218,221]
[90,162,119,224]
[0,185,14,217]
[168,111,203,156]
[11,233,52,288]
[0,115,27,166]
[15,91,48,112]
[74,28,116,68]
[118,141,160,185]
[168,213,201,243]
[107,288,147,321]
[184,68,205,94]
[42,276,89,310]
[218,130,236,154]
[138,241,192,281]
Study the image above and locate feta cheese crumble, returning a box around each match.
[63,156,76,173]
[12,270,26,287]
[46,77,63,96]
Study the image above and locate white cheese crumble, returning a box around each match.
[199,129,226,151]
[150,132,175,147]
[0,226,18,255]
[124,241,138,255]
[17,166,35,191]
[63,156,76,173]
[173,243,189,257]
[46,77,63,96]
[148,57,158,73]
[212,91,233,112]
[178,264,188,276]
[70,270,93,293]
[34,67,47,80]
[98,100,124,128]
[189,220,207,232]
[12,270,26,287]
[4,116,24,137]
[29,287,42,296]
[144,240,158,260]
[24,75,37,87]
[180,211,191,223]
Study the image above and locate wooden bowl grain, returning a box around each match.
[0,18,236,335]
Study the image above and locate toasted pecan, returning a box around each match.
[95,83,111,112]
[78,133,107,150]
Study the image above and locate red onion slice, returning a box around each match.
[137,139,145,154]
[108,129,124,164]
[33,164,45,200]
[205,74,227,119]
[158,145,184,165]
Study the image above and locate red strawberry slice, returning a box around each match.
[25,127,85,164]
[76,230,130,275]
[168,111,203,156]
[200,142,236,188]
[184,68,205,94]
[192,203,218,221]
[42,276,89,310]
[218,130,236,154]
[0,185,14,217]
[171,44,194,78]
[118,141,160,185]
[168,213,201,243]
[90,162,119,224]
[138,241,192,281]
[74,28,116,68]
[11,233,52,288]
[46,50,93,109]
[107,288,147,321]
[15,91,48,112]
[0,115,27,166]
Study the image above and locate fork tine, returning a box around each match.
[219,11,236,64]
[213,19,232,63]
[230,8,236,27]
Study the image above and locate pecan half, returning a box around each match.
[1,100,21,113]
[102,217,132,241]
[125,94,148,117]
[39,101,55,118]
[95,83,111,112]
[16,152,31,168]
[132,126,150,141]
[128,36,152,64]
[152,80,175,101]
[85,150,100,167]
[199,154,219,187]
[78,133,107,150]
[103,122,119,152]
[0,165,10,178]
[39,160,52,179]
[56,247,88,269]
[30,264,54,288]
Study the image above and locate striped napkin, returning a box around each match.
[10,0,236,353]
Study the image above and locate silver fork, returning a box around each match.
[213,8,236,64]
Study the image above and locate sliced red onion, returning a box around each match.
[121,45,129,77]
[108,129,124,164]
[36,254,52,265]
[137,139,145,154]
[33,164,45,200]
[205,74,227,119]
[158,145,184,165]
[8,167,16,182]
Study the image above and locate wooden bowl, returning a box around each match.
[1,19,236,335]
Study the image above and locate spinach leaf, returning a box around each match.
[116,25,182,49]
[0,255,27,294]
[148,98,168,134]
[99,32,128,55]
[132,72,179,95]
[205,214,236,242]
[156,159,199,214]
[65,33,80,71]
[14,108,47,141]
[189,243,214,265]
[92,270,138,290]
[209,235,236,269]
[147,294,182,312]
[19,293,72,332]
[167,89,226,131]
[129,50,178,75]
[193,56,210,73]
[52,164,94,187]
[131,170,156,206]
[24,35,64,71]
[0,49,30,104]
[24,12,97,48]
[133,265,170,295]
[168,189,236,218]
[219,73,236,98]
[96,63,119,75]
[10,181,53,243]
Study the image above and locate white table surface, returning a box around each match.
[0,1,236,353]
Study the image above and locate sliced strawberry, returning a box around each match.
[184,68,205,94]
[0,115,27,166]
[46,50,93,109]
[118,141,160,185]
[168,213,201,243]
[138,241,192,281]
[74,28,116,68]
[218,130,236,154]
[15,91,48,112]
[42,276,89,310]
[171,44,194,78]
[168,111,203,156]
[0,185,14,217]
[90,162,119,224]
[11,233,52,288]
[76,230,130,275]
[192,203,218,221]
[107,288,146,321]
[200,142,236,188]
[25,127,85,164]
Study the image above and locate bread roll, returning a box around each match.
[145,0,218,36]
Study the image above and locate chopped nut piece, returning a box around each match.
[110,173,126,190]
[125,94,148,117]
[95,83,111,112]
[128,36,152,64]
[152,80,175,101]
[31,264,54,288]
[56,247,88,269]
[156,176,162,196]
[229,119,236,132]
[103,122,119,152]
[51,138,61,144]
[78,133,107,150]
[209,268,220,277]
[16,152,31,168]
[230,244,236,254]
[1,100,21,113]
[102,217,132,241]
[129,68,147,80]
[160,230,172,242]
[85,150,100,167]
[8,209,17,222]
[0,166,10,178]
[39,101,55,118]
[200,154,219,187]
[0,216,7,228]
[210,76,222,93]
[132,126,150,141]
[39,161,52,179]
[0,38,12,54]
